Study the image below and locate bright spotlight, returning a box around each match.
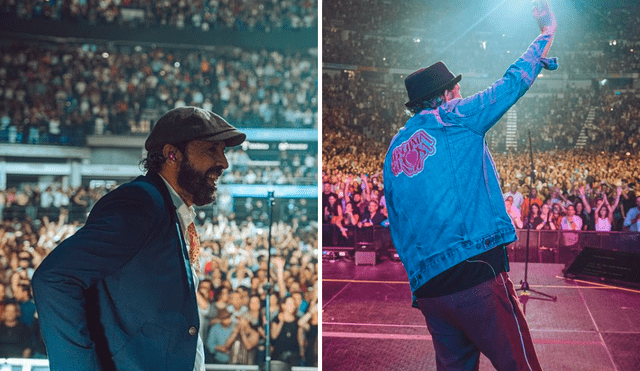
[600,79,607,86]
[413,38,420,43]
[101,52,109,58]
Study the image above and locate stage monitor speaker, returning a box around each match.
[564,246,640,288]
[355,243,376,265]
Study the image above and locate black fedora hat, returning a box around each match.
[404,61,462,108]
[145,106,246,151]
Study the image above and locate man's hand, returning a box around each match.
[533,0,556,58]
[533,0,556,35]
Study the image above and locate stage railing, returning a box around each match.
[0,359,317,371]
[322,224,640,264]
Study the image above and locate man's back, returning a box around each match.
[384,33,558,294]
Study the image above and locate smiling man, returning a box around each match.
[32,107,245,371]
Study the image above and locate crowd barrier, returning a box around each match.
[0,359,317,371]
[322,224,640,265]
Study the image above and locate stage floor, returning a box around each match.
[322,258,640,371]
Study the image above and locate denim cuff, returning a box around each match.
[541,57,558,71]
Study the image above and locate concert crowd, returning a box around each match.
[0,200,318,366]
[0,41,318,146]
[323,0,640,76]
[323,69,640,232]
[0,0,319,366]
[0,0,317,31]
[323,76,640,233]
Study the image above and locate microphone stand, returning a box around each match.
[264,191,275,371]
[516,131,557,309]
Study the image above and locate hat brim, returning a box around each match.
[197,128,247,147]
[404,74,462,108]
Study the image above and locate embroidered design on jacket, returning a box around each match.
[391,129,436,177]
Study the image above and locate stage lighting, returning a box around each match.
[174,62,180,68]
[600,79,607,86]
[413,38,420,43]
[101,52,109,58]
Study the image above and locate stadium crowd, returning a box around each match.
[0,192,318,366]
[0,0,319,366]
[322,149,640,236]
[0,41,318,146]
[323,71,640,234]
[323,69,640,157]
[0,0,317,31]
[323,78,640,236]
[224,148,318,186]
[323,0,640,76]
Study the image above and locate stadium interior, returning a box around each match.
[0,1,318,370]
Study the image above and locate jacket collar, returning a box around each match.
[138,171,178,216]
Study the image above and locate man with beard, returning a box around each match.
[32,107,245,371]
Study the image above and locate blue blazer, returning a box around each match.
[32,172,199,371]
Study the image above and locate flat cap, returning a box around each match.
[145,106,246,151]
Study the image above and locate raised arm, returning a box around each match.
[609,186,622,218]
[271,313,285,340]
[578,186,592,214]
[446,2,557,135]
[594,196,605,220]
[274,257,287,299]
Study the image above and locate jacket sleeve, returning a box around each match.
[444,33,558,135]
[31,184,163,371]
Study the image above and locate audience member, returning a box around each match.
[561,205,582,231]
[504,184,524,212]
[505,198,523,229]
[271,296,304,367]
[223,316,260,365]
[537,203,553,230]
[0,302,32,358]
[357,200,385,228]
[623,196,640,232]
[205,309,236,364]
[521,188,543,221]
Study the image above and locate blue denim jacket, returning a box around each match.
[383,34,558,295]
